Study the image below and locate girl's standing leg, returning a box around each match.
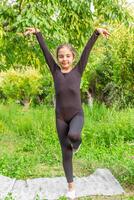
[55,111,84,197]
[56,118,74,186]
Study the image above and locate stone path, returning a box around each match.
[0,168,125,200]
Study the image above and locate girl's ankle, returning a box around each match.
[68,183,75,191]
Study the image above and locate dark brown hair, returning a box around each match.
[56,44,76,59]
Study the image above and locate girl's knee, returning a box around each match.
[68,132,80,142]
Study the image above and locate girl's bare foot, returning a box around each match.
[66,182,76,199]
[66,189,76,199]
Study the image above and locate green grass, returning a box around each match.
[0,102,134,199]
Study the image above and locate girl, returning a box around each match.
[24,27,110,199]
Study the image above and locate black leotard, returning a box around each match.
[35,30,100,183]
[35,30,99,121]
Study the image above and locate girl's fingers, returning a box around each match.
[25,28,35,33]
[104,31,110,35]
[97,28,110,37]
[24,27,40,34]
[24,30,32,35]
[102,30,110,38]
[23,31,29,35]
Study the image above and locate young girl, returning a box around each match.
[24,27,110,199]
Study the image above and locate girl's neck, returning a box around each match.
[61,67,72,73]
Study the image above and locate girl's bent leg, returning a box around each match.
[68,112,84,150]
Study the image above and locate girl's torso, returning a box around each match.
[53,67,83,121]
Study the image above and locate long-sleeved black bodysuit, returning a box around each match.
[35,30,99,183]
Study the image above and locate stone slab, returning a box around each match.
[0,168,125,200]
[0,175,16,199]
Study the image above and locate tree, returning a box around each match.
[0,0,132,68]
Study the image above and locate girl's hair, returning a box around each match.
[56,44,76,59]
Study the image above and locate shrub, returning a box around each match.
[0,68,43,106]
[82,24,134,108]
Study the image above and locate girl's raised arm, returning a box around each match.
[75,28,110,75]
[24,28,58,75]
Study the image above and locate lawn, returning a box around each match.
[0,103,133,200]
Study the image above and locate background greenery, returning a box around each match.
[0,0,134,107]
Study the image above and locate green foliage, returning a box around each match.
[84,25,134,108]
[0,68,43,104]
[0,120,7,135]
[0,1,133,107]
[83,102,134,146]
[4,193,14,200]
[0,0,132,68]
[40,71,54,105]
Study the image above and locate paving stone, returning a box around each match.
[10,180,30,200]
[0,168,125,200]
[0,175,16,199]
[75,168,125,198]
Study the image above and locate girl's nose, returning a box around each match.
[63,57,67,61]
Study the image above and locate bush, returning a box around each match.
[0,68,43,105]
[82,24,134,108]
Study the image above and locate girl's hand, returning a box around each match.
[24,27,40,36]
[96,28,110,38]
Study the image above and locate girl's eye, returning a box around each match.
[58,55,63,58]
[58,54,72,59]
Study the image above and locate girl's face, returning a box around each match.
[57,47,74,70]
